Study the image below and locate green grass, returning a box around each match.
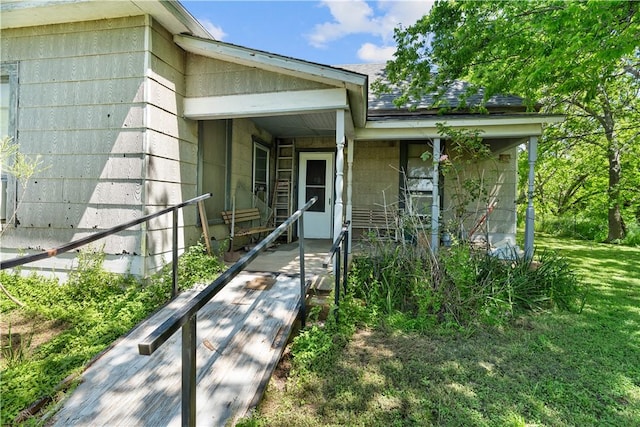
[241,234,640,426]
[0,242,223,425]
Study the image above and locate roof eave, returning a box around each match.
[174,34,368,128]
[0,0,211,38]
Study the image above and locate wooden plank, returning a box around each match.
[50,273,302,427]
[221,208,261,224]
[197,201,213,255]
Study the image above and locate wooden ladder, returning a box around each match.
[272,140,295,242]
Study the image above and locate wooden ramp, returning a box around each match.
[51,272,302,427]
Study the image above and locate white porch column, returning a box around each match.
[346,137,354,252]
[334,109,345,242]
[524,136,538,258]
[431,138,441,251]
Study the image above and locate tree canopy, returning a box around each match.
[381,0,639,241]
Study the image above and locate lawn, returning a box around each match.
[245,234,640,426]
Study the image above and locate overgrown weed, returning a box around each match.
[350,235,585,329]
[0,240,224,424]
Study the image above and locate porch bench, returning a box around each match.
[221,208,274,239]
[351,208,398,239]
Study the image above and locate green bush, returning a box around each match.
[622,222,640,246]
[537,215,608,242]
[0,242,224,424]
[159,240,225,291]
[349,238,586,328]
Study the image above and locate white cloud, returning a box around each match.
[308,0,434,61]
[357,43,396,62]
[308,0,377,48]
[200,19,227,40]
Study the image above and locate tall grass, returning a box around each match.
[350,237,585,328]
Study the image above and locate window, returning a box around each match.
[400,141,437,216]
[1,62,18,224]
[252,141,269,204]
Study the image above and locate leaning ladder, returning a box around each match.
[272,139,295,242]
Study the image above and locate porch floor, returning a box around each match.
[50,239,332,427]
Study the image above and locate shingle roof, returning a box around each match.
[336,63,527,114]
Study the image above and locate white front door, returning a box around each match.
[298,152,333,238]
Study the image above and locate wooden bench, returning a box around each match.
[221,208,274,239]
[351,208,398,239]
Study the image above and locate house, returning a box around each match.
[0,0,561,277]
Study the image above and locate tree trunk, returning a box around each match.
[606,143,626,242]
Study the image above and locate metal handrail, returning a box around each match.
[323,221,350,318]
[1,193,211,270]
[1,194,212,298]
[137,196,317,427]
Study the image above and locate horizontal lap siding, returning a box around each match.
[442,145,518,244]
[1,17,148,274]
[144,21,198,275]
[186,55,328,97]
[352,141,400,208]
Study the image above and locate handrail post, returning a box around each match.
[299,213,306,328]
[182,314,197,427]
[335,246,341,321]
[343,228,349,294]
[173,208,179,298]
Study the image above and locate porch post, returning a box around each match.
[524,136,538,258]
[346,137,354,253]
[431,138,441,252]
[334,109,345,243]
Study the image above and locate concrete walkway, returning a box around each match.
[50,239,333,427]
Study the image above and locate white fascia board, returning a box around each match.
[184,88,348,120]
[355,115,564,140]
[175,34,366,88]
[134,1,212,39]
[1,0,211,38]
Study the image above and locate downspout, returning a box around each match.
[524,136,538,258]
[334,109,345,243]
[346,137,354,253]
[431,138,441,252]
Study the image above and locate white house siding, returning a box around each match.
[351,140,400,209]
[441,145,518,246]
[0,16,203,277]
[0,16,149,276]
[185,55,328,97]
[142,19,199,275]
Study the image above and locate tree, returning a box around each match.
[379,0,639,241]
[1,136,45,306]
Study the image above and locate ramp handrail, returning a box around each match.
[323,221,350,318]
[1,193,212,298]
[137,196,317,427]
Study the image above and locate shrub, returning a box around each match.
[159,240,225,291]
[350,236,586,328]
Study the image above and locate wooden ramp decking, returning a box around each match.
[51,271,304,427]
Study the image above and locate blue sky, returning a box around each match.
[181,0,434,66]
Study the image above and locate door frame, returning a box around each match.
[298,151,334,239]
